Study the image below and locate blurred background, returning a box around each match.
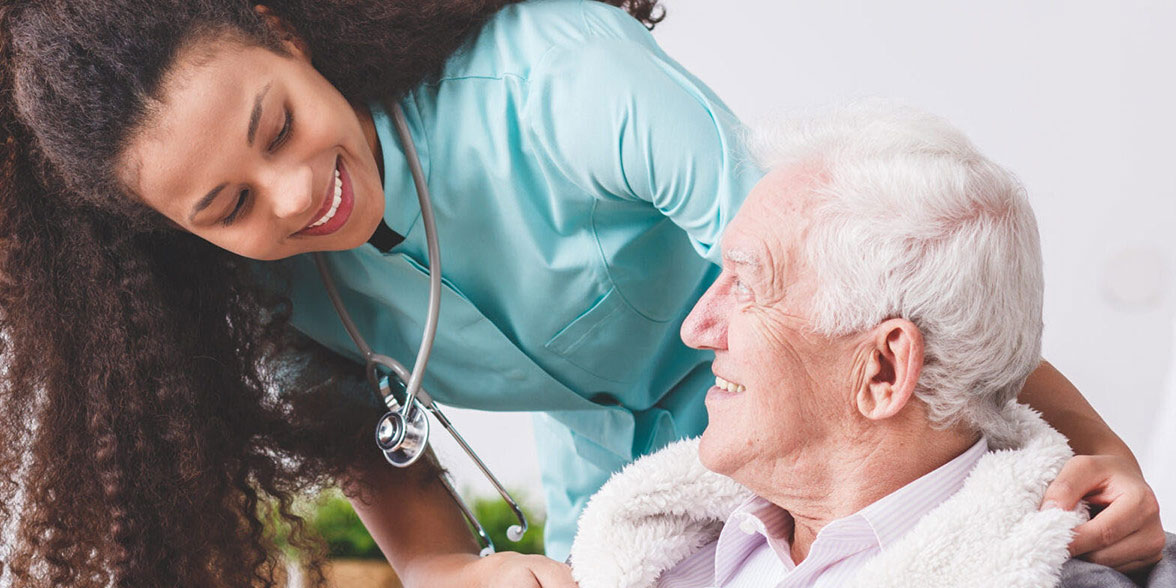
[434,0,1176,536]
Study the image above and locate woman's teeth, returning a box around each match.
[308,167,343,228]
[715,376,745,393]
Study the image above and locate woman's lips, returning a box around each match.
[298,157,354,237]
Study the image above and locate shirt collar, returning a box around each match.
[712,436,989,581]
[713,496,784,582]
[368,99,430,242]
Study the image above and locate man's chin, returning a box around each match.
[697,429,739,476]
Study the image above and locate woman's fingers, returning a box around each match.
[1041,455,1106,512]
[1080,527,1166,572]
[478,552,577,588]
[1071,488,1162,561]
[1040,454,1165,573]
[525,556,578,588]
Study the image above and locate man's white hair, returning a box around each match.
[749,101,1044,447]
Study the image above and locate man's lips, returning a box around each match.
[297,157,354,237]
[714,375,745,393]
[706,369,746,403]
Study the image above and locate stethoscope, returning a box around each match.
[312,103,526,556]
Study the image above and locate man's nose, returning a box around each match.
[681,285,727,350]
[267,163,316,220]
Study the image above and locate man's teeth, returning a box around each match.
[715,376,745,393]
[309,167,343,228]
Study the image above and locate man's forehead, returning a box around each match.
[720,164,823,279]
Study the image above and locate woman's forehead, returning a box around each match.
[122,44,279,206]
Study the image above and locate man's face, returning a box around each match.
[681,167,863,486]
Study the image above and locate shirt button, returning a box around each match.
[739,518,760,535]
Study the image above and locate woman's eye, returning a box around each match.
[268,110,293,152]
[222,189,249,226]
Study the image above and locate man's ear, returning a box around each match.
[254,4,311,60]
[855,318,924,420]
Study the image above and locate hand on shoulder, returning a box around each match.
[406,551,577,588]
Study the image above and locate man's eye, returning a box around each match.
[222,189,249,226]
[268,110,293,152]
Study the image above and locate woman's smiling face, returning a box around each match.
[120,35,385,260]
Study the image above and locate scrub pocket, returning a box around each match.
[399,253,473,303]
[543,286,672,384]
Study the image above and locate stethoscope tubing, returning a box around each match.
[388,103,440,416]
[311,102,527,553]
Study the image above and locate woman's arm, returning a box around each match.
[1023,361,1137,464]
[1022,360,1165,573]
[347,457,576,588]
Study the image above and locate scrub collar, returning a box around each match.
[369,100,431,242]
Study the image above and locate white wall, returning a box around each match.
[440,0,1176,524]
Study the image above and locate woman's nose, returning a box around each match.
[267,163,316,220]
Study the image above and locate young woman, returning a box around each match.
[0,0,1162,586]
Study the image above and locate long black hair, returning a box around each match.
[0,0,663,586]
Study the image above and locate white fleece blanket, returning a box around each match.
[570,404,1085,588]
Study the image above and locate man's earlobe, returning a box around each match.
[856,319,924,420]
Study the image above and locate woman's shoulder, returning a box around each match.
[435,0,658,84]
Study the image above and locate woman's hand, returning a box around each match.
[1041,454,1165,573]
[405,552,578,588]
[1021,361,1166,573]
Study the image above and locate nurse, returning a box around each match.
[0,0,1162,586]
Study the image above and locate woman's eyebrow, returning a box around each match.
[188,82,272,223]
[190,183,228,223]
[246,82,272,146]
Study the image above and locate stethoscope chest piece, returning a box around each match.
[376,402,430,467]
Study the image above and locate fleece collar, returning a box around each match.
[570,404,1084,588]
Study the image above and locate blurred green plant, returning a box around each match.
[265,488,546,560]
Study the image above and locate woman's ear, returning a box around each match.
[254,4,311,60]
[855,318,924,421]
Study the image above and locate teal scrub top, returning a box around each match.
[279,0,764,560]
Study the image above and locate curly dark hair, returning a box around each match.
[0,0,664,586]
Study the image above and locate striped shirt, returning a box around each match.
[657,438,989,587]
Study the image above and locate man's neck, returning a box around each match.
[753,424,980,563]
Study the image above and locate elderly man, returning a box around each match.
[568,104,1174,588]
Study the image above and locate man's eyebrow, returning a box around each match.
[247,82,272,147]
[189,183,228,223]
[723,248,760,268]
